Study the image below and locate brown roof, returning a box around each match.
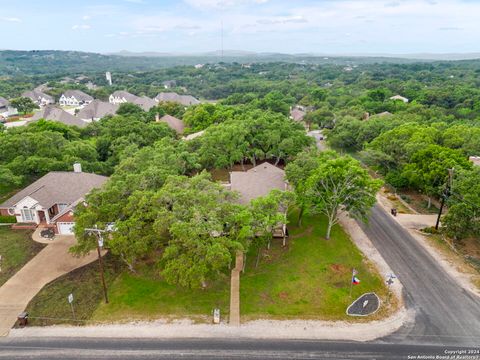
[290,108,306,122]
[230,163,286,204]
[160,114,185,134]
[0,171,108,209]
[31,106,88,128]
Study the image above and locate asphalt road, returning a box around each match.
[0,338,477,359]
[361,204,480,346]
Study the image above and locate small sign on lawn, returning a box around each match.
[68,293,74,304]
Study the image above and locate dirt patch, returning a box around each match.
[330,263,348,275]
[278,292,289,300]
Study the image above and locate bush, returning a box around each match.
[0,215,17,224]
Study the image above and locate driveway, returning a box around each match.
[0,233,99,336]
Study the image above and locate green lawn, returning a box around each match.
[92,211,389,322]
[0,227,44,286]
[25,211,390,325]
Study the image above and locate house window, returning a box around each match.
[21,209,35,222]
[58,203,69,212]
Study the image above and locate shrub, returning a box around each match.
[0,215,17,224]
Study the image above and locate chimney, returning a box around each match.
[73,163,82,173]
[155,113,160,122]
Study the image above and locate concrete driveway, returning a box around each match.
[0,232,99,336]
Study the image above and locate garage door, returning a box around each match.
[57,222,75,235]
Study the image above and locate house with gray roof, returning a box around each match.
[109,91,157,111]
[0,96,18,120]
[21,90,54,107]
[59,90,93,107]
[77,100,119,121]
[155,92,200,106]
[0,164,108,235]
[30,105,88,128]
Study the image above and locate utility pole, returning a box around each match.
[85,226,109,304]
[435,168,454,230]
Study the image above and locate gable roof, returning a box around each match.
[133,96,157,111]
[21,90,54,103]
[159,114,185,133]
[77,100,119,120]
[155,92,200,106]
[62,90,93,102]
[31,105,88,128]
[0,171,108,210]
[290,108,306,122]
[110,90,138,102]
[0,96,9,108]
[230,163,286,204]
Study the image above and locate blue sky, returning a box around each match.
[0,0,478,54]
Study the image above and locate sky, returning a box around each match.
[0,0,479,55]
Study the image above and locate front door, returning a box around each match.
[38,210,46,223]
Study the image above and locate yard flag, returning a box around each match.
[352,276,360,285]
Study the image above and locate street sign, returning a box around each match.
[213,308,220,324]
[68,293,74,304]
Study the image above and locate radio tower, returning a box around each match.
[221,19,224,61]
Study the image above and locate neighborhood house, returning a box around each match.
[0,164,108,235]
[59,90,94,107]
[77,100,119,121]
[30,105,89,128]
[228,162,288,241]
[155,92,200,106]
[21,90,55,107]
[0,96,18,119]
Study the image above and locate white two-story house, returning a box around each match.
[59,90,93,107]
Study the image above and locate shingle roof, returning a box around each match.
[62,90,93,102]
[77,100,119,120]
[155,92,200,106]
[0,96,9,108]
[110,91,138,102]
[230,163,286,204]
[31,106,88,128]
[133,96,157,111]
[290,108,306,122]
[21,90,54,103]
[160,114,185,133]
[0,171,108,210]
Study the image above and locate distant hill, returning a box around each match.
[1,49,479,76]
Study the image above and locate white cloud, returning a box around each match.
[184,0,268,9]
[256,15,307,25]
[0,17,21,23]
[72,24,91,30]
[124,0,145,3]
[82,15,92,21]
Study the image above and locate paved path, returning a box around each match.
[361,205,480,346]
[0,235,98,336]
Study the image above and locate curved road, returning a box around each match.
[361,204,480,346]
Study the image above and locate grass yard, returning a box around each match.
[92,211,389,323]
[24,211,391,325]
[24,254,123,326]
[0,227,44,286]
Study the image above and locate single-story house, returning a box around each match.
[157,114,185,134]
[228,163,288,240]
[389,95,409,103]
[59,90,94,107]
[21,90,54,107]
[30,105,89,128]
[77,100,119,121]
[0,164,108,235]
[155,92,200,106]
[182,130,205,141]
[0,96,18,118]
